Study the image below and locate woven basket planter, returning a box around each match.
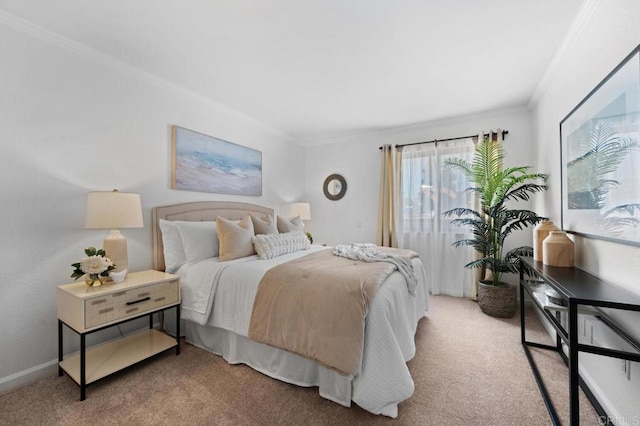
[477,280,517,318]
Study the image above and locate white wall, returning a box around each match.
[531,0,640,421]
[0,19,305,387]
[304,106,536,260]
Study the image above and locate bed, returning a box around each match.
[152,201,430,418]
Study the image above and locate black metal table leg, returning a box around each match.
[569,300,579,425]
[149,313,153,329]
[58,320,64,376]
[176,305,181,355]
[80,334,86,401]
[520,274,526,344]
[556,311,562,352]
[519,266,561,426]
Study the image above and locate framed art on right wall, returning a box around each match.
[561,43,640,247]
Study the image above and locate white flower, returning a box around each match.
[80,255,111,274]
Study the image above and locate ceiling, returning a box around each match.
[0,0,585,144]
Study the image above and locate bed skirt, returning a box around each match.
[185,322,354,407]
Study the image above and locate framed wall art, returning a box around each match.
[171,125,262,196]
[560,44,640,246]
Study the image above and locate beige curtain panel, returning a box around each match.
[376,144,398,247]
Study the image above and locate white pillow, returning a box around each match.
[176,221,219,264]
[159,219,186,273]
[252,231,310,260]
[217,216,256,261]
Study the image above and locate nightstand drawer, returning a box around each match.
[84,279,179,329]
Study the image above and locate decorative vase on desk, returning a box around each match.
[533,220,559,262]
[84,274,107,287]
[542,231,575,267]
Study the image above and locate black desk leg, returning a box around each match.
[568,300,579,425]
[149,313,153,329]
[556,313,562,352]
[520,277,526,344]
[58,320,63,377]
[176,305,181,355]
[80,334,86,401]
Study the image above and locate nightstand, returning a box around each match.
[57,270,180,400]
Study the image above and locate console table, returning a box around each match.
[519,256,640,425]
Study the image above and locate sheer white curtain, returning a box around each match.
[397,139,476,297]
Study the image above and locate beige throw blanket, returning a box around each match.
[248,247,417,376]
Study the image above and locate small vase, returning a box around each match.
[84,274,107,287]
[533,220,559,262]
[542,231,575,267]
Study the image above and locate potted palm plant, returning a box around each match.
[443,137,548,318]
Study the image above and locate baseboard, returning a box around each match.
[0,359,58,394]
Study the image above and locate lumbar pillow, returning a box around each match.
[277,215,304,233]
[159,219,187,272]
[252,231,310,260]
[251,214,279,235]
[217,215,256,261]
[176,221,218,264]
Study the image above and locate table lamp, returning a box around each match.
[290,202,311,222]
[84,190,143,277]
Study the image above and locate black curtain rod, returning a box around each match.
[378,130,508,150]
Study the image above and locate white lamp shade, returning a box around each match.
[290,202,311,220]
[84,190,142,276]
[85,191,143,229]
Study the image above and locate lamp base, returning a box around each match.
[103,230,128,276]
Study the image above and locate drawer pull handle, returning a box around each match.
[126,297,150,306]
[154,297,166,302]
[98,307,114,315]
[91,299,107,306]
[137,292,150,298]
[126,307,139,314]
[112,291,126,297]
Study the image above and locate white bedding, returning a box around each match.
[175,246,430,417]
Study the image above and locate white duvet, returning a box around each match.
[176,246,430,417]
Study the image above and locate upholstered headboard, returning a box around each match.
[151,201,274,271]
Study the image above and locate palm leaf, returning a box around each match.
[567,121,638,209]
[599,203,640,235]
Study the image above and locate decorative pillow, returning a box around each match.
[252,231,310,260]
[277,215,304,233]
[251,213,279,235]
[217,215,256,261]
[176,221,218,264]
[159,219,187,273]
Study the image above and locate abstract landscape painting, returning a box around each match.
[172,125,262,196]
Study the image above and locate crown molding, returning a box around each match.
[528,0,602,109]
[301,104,531,146]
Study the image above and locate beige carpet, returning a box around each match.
[0,295,600,425]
